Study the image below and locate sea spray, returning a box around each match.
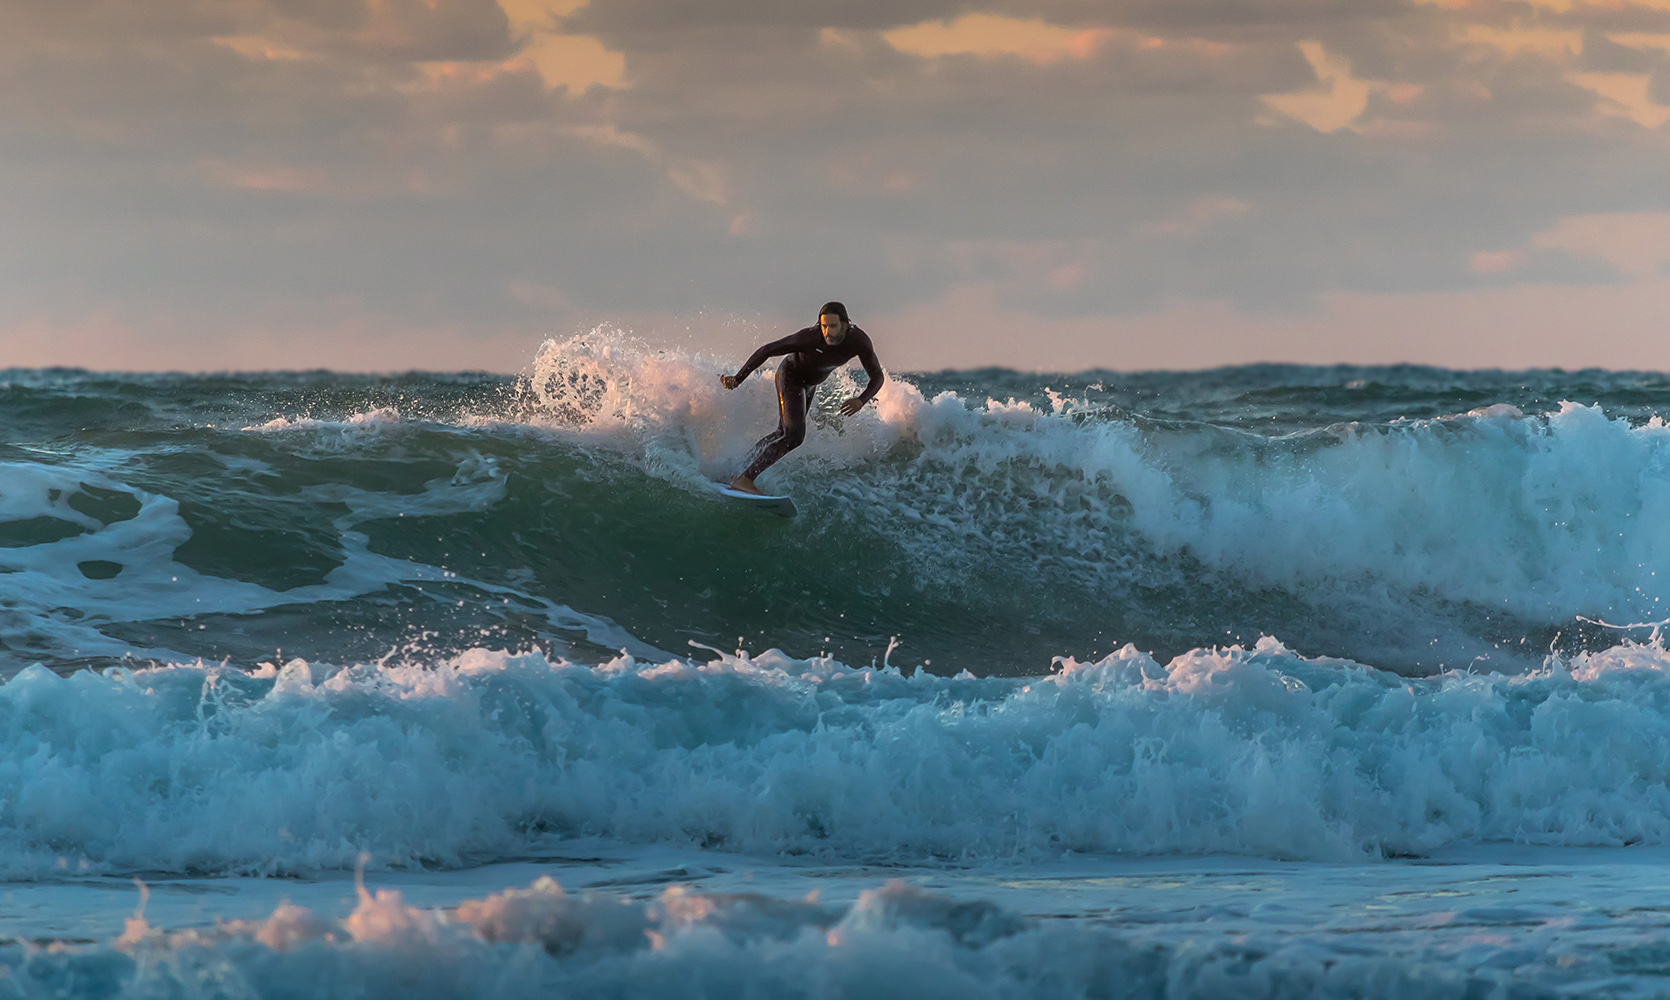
[2,639,1670,876]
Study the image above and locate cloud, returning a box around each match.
[1469,248,1527,274]
[1534,211,1670,276]
[8,0,1670,371]
[1260,41,1374,133]
[1566,71,1670,127]
[665,157,728,205]
[513,32,627,91]
[1464,211,1670,289]
[214,35,311,61]
[1452,24,1583,60]
[883,14,1117,65]
[500,0,627,92]
[1608,32,1670,54]
[563,0,962,35]
[499,0,588,28]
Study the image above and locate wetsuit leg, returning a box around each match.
[740,369,815,482]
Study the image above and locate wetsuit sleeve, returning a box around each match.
[732,331,808,383]
[854,337,885,403]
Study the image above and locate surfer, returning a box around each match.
[719,301,885,494]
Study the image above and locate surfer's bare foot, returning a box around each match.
[729,474,762,495]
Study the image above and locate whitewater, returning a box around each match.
[4,336,1670,997]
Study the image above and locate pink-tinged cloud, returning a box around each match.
[883,15,1117,65]
[511,32,627,93]
[1533,212,1670,276]
[1566,73,1670,129]
[11,0,1670,371]
[1260,42,1373,134]
[199,160,339,195]
[1469,249,1526,274]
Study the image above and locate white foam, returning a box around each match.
[6,639,1670,877]
[13,867,1630,1000]
[244,406,405,436]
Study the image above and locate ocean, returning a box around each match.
[3,330,1670,997]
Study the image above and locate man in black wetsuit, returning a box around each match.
[719,301,885,494]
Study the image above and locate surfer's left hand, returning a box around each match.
[839,397,867,417]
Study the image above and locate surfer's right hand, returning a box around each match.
[720,374,740,390]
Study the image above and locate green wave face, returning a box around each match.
[4,352,1670,677]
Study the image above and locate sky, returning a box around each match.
[5,0,1670,373]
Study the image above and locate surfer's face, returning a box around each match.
[819,314,848,344]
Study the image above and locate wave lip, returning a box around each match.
[4,638,1670,877]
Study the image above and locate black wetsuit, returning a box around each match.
[732,325,884,481]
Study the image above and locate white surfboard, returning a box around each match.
[711,482,798,518]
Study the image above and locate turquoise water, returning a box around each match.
[6,348,1670,676]
[5,338,1670,997]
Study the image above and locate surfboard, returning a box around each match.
[711,482,798,518]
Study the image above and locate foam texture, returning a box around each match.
[5,638,1670,876]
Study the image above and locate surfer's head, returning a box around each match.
[818,301,850,344]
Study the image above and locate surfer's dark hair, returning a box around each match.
[819,301,849,323]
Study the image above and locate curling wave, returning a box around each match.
[3,348,1670,674]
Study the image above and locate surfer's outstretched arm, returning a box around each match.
[838,341,885,416]
[719,333,804,389]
